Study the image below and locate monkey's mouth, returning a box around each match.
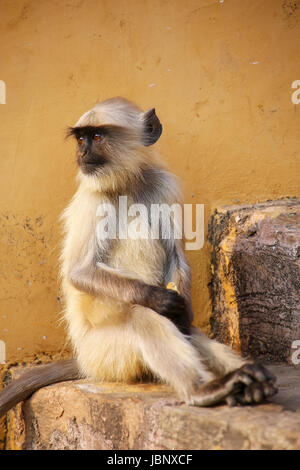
[84,160,99,165]
[80,159,107,174]
[78,153,108,174]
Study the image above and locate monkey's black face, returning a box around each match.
[67,108,163,176]
[68,126,110,175]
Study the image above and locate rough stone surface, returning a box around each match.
[208,198,300,362]
[4,364,300,450]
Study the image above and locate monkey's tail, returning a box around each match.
[0,359,80,417]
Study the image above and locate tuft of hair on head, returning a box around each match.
[65,126,78,139]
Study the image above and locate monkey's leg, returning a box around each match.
[130,307,263,406]
[130,306,212,400]
[190,327,248,376]
[190,327,277,406]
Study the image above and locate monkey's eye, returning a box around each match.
[93,134,102,141]
[77,136,84,145]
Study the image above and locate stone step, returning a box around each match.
[4,364,300,450]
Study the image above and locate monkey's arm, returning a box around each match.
[0,359,79,418]
[69,262,191,334]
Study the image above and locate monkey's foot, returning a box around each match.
[225,362,278,407]
[189,362,277,407]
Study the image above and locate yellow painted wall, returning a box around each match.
[0,0,299,363]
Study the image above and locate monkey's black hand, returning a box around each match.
[144,286,191,335]
[224,362,277,407]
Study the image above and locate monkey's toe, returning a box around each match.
[240,362,276,385]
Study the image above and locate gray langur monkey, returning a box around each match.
[0,97,277,416]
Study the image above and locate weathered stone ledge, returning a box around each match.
[4,364,300,450]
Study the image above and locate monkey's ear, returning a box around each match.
[142,108,162,146]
